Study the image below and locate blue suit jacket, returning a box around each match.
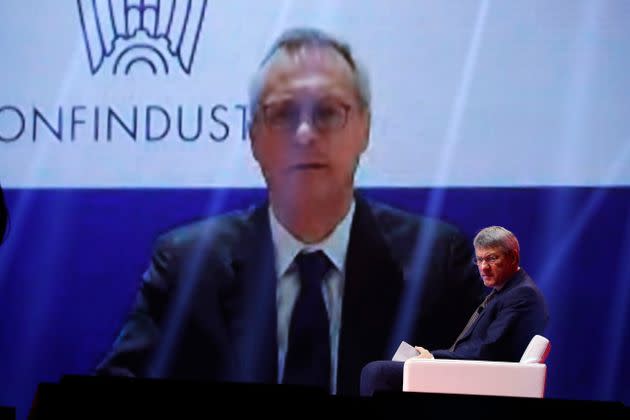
[432,269,549,362]
[95,193,483,395]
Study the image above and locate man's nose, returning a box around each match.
[294,119,317,146]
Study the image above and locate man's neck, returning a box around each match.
[270,191,354,244]
[495,267,521,292]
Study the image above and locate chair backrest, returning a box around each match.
[519,335,551,364]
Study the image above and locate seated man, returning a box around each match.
[360,226,549,396]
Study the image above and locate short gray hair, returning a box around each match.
[248,27,371,117]
[473,226,520,263]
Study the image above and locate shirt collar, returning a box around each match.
[268,200,356,277]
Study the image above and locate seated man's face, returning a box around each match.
[250,45,370,202]
[474,246,518,288]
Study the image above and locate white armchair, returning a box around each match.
[402,335,551,398]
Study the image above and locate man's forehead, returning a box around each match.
[259,46,356,96]
[475,246,503,256]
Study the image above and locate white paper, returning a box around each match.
[392,341,420,362]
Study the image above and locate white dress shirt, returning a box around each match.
[268,200,356,394]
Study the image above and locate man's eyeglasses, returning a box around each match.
[259,100,352,134]
[472,255,502,266]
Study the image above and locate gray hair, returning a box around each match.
[248,27,371,117]
[473,226,520,263]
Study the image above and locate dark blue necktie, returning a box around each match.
[282,250,331,390]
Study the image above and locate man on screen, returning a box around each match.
[96,27,483,396]
[360,225,549,396]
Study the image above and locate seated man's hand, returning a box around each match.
[414,346,435,359]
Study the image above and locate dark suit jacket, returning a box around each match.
[96,193,483,395]
[432,268,549,362]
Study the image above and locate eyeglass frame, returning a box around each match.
[255,98,355,134]
[472,254,504,266]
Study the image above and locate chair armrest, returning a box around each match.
[403,359,547,398]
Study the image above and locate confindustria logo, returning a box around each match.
[77,0,208,75]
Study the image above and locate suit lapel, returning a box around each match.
[457,270,526,343]
[337,195,405,395]
[221,204,278,384]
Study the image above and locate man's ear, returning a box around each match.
[359,110,371,153]
[509,251,519,268]
[249,119,261,163]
